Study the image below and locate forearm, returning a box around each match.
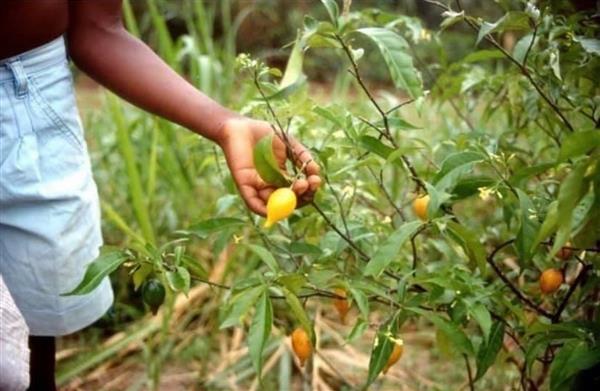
[67,24,236,143]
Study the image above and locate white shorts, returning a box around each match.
[0,37,113,336]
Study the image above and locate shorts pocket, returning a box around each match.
[27,61,86,151]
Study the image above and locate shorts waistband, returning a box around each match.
[0,36,67,82]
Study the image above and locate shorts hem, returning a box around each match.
[26,278,114,337]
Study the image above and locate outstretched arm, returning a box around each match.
[67,0,320,215]
[67,0,232,143]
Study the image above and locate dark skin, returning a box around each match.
[0,0,321,216]
[2,1,320,389]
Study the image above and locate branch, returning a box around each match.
[310,201,370,261]
[552,263,591,323]
[464,354,475,391]
[487,239,553,319]
[335,33,426,192]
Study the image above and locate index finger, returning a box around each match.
[291,140,320,177]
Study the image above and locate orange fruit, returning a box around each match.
[413,195,429,221]
[291,327,312,367]
[333,288,350,324]
[383,341,404,374]
[539,268,563,294]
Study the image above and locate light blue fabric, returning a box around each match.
[0,36,113,336]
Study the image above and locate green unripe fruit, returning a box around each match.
[142,278,166,315]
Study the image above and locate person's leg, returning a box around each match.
[28,336,56,391]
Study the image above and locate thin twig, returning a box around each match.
[464,354,475,391]
[310,201,370,261]
[552,264,591,323]
[487,239,553,319]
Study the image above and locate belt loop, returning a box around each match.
[5,59,29,99]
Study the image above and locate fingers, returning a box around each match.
[240,184,267,216]
[307,175,321,192]
[292,179,309,195]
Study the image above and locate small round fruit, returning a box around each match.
[413,195,430,221]
[556,242,573,260]
[383,341,404,374]
[142,278,166,315]
[333,288,350,324]
[291,327,312,367]
[539,268,563,294]
[265,188,297,228]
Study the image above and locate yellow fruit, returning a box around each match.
[265,188,297,228]
[413,195,430,221]
[540,268,563,294]
[333,288,350,324]
[383,341,404,374]
[291,327,312,367]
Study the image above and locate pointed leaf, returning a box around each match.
[475,321,505,380]
[245,244,280,273]
[356,27,423,98]
[248,291,273,378]
[364,221,422,277]
[62,251,130,295]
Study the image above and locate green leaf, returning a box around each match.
[349,286,369,319]
[550,341,600,391]
[452,176,496,200]
[166,266,191,295]
[253,134,288,187]
[433,151,485,192]
[277,273,307,295]
[446,221,487,275]
[180,255,208,279]
[463,49,504,63]
[364,221,422,277]
[359,135,395,159]
[62,251,130,295]
[133,263,153,291]
[282,287,314,343]
[366,312,401,386]
[477,12,531,45]
[248,291,273,378]
[425,182,452,219]
[245,244,279,273]
[220,285,264,329]
[550,162,589,257]
[280,33,305,89]
[513,33,535,63]
[426,314,474,356]
[470,303,492,342]
[475,321,505,380]
[379,117,421,130]
[532,201,558,251]
[288,242,323,257]
[515,189,539,263]
[320,0,339,27]
[185,217,245,239]
[266,74,307,101]
[510,163,554,186]
[347,318,369,342]
[559,130,600,162]
[313,106,344,129]
[356,27,423,98]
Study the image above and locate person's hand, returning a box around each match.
[218,118,321,216]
